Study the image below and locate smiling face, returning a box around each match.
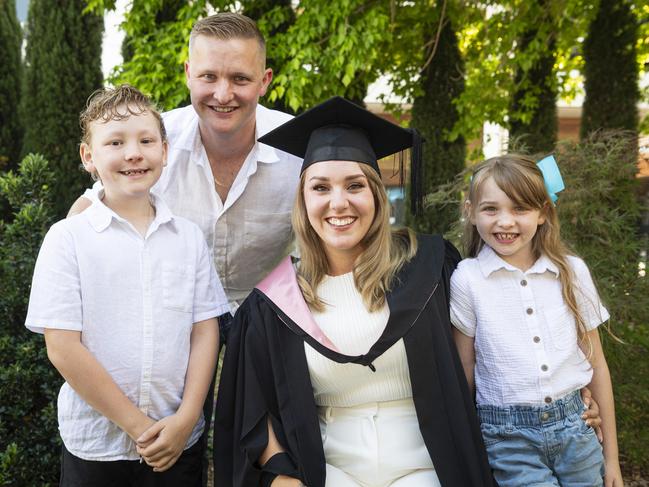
[185,35,272,142]
[80,106,167,204]
[470,176,546,270]
[302,160,376,273]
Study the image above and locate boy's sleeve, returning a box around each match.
[449,263,477,337]
[572,257,610,330]
[25,223,83,334]
[192,233,230,324]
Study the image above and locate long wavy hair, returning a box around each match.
[293,163,417,312]
[463,154,595,357]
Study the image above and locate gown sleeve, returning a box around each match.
[213,295,301,487]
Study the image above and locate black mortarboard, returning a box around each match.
[258,96,424,214]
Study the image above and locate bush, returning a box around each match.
[556,132,649,472]
[0,154,61,485]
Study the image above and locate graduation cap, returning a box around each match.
[258,96,424,214]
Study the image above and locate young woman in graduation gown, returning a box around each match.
[213,97,497,487]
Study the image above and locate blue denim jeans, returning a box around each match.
[477,391,604,487]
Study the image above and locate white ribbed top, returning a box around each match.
[305,272,413,407]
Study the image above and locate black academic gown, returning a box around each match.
[214,234,496,487]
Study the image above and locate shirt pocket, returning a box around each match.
[543,304,577,351]
[162,263,196,313]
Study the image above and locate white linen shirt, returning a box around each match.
[25,195,229,461]
[450,246,609,407]
[85,104,301,312]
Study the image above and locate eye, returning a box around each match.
[348,182,365,190]
[107,140,122,147]
[514,206,530,213]
[233,75,250,83]
[481,206,497,213]
[311,184,328,192]
[201,73,216,81]
[141,137,155,144]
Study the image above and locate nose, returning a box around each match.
[212,79,233,104]
[124,141,143,162]
[497,211,515,228]
[330,188,349,211]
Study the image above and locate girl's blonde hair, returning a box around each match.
[463,154,593,357]
[293,163,417,312]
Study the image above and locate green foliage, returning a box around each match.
[508,0,558,154]
[21,0,103,218]
[556,132,648,470]
[0,0,23,170]
[581,0,639,137]
[408,8,466,235]
[0,154,61,485]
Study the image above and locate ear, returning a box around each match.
[184,61,191,86]
[464,200,476,224]
[79,143,95,175]
[537,205,547,226]
[162,141,169,167]
[259,67,273,96]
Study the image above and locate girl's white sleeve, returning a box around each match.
[450,263,477,337]
[570,256,610,330]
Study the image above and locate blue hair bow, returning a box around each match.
[537,155,565,204]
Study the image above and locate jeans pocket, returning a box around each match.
[480,422,507,447]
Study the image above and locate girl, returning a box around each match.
[214,96,496,487]
[451,154,623,487]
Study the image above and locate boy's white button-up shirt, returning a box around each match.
[25,195,229,461]
[450,245,609,407]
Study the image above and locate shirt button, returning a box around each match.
[541,364,549,372]
[526,308,534,315]
[544,396,552,404]
[521,279,528,286]
[533,336,541,343]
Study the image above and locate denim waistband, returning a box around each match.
[477,390,585,427]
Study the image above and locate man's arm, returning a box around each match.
[67,196,92,217]
[44,329,155,440]
[136,317,219,472]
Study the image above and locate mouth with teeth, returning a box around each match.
[326,216,357,228]
[119,169,150,177]
[494,232,519,243]
[210,106,237,113]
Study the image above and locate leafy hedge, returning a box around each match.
[0,154,60,485]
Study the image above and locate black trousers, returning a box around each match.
[60,440,202,487]
[200,311,234,486]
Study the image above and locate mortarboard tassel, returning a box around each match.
[409,128,424,216]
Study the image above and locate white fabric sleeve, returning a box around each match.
[449,263,477,337]
[571,257,610,330]
[25,222,83,333]
[82,181,103,203]
[192,231,230,323]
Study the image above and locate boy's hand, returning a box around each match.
[136,413,195,472]
[581,387,603,442]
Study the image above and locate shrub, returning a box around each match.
[0,154,61,485]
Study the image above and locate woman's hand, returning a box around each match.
[580,387,603,443]
[271,475,305,487]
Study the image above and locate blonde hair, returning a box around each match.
[463,154,595,357]
[294,164,417,312]
[80,84,166,146]
[189,13,266,62]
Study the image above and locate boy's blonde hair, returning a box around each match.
[294,164,417,312]
[79,84,166,146]
[463,154,594,357]
[189,13,266,63]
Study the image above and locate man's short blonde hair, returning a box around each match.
[189,12,266,62]
[79,84,166,145]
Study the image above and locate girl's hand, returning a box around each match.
[604,459,624,487]
[271,475,305,487]
[580,387,603,442]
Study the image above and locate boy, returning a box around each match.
[25,85,228,486]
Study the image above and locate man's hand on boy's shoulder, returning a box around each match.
[136,413,195,472]
[67,196,92,218]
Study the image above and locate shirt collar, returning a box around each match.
[477,245,559,278]
[85,191,176,234]
[177,104,286,167]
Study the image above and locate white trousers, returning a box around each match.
[318,398,441,487]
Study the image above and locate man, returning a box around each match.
[69,12,301,484]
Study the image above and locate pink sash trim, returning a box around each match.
[256,257,340,352]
